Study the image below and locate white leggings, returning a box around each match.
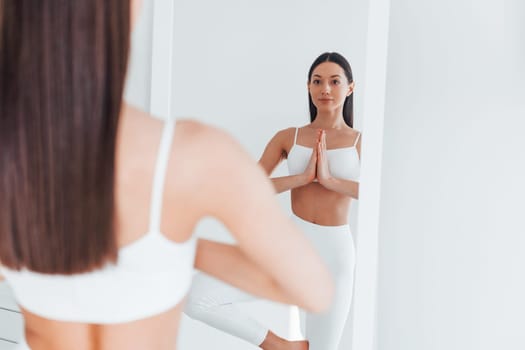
[185,214,356,350]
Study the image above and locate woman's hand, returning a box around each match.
[302,139,318,184]
[317,130,332,185]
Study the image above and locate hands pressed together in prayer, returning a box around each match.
[303,129,332,186]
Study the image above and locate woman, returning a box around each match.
[0,2,333,349]
[185,52,360,350]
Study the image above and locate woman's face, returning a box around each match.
[308,62,354,113]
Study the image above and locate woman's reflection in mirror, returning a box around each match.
[186,52,360,350]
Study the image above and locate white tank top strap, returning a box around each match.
[353,132,361,147]
[148,118,176,233]
[293,127,299,145]
[1,118,197,324]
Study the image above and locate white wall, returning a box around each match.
[167,1,370,349]
[377,1,525,349]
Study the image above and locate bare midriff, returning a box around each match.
[291,182,352,226]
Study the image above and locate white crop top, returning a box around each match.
[1,119,197,324]
[287,127,360,181]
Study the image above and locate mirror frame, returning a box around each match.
[150,1,393,349]
[351,0,391,349]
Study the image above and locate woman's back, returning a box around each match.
[7,107,202,349]
[1,2,335,347]
[5,105,334,349]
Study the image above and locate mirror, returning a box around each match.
[137,1,374,349]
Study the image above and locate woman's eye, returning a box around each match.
[332,80,340,85]
[313,79,320,84]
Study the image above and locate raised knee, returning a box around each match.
[184,295,225,319]
[185,296,208,319]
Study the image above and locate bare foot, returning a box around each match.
[260,331,309,350]
[289,340,309,350]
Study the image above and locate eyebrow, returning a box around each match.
[313,74,343,78]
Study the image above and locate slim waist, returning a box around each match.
[291,213,350,234]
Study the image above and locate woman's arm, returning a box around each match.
[269,175,309,194]
[183,122,333,313]
[258,128,316,193]
[318,176,359,199]
[193,239,297,304]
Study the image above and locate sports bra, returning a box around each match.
[0,119,197,324]
[287,127,361,181]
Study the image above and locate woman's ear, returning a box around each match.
[347,81,355,96]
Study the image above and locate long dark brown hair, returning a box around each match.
[0,1,130,274]
[308,52,354,128]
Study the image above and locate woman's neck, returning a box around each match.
[309,112,346,130]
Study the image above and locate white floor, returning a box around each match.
[0,282,23,349]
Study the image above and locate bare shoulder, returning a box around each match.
[268,126,297,149]
[173,119,244,160]
[341,126,361,138]
[346,127,362,155]
[170,119,257,185]
[275,127,297,139]
[119,104,164,151]
[174,119,231,143]
[339,126,361,143]
[116,104,165,176]
[169,118,267,214]
[119,107,254,167]
[283,126,298,139]
[351,128,362,145]
[123,103,163,130]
